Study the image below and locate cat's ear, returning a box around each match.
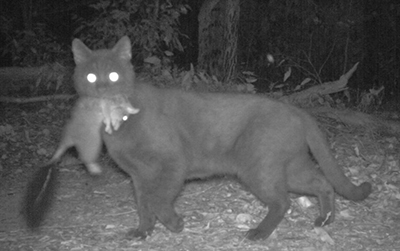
[72,38,92,65]
[112,36,132,61]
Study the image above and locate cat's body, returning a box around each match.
[25,36,371,241]
[101,81,371,240]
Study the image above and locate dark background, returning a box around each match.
[0,0,399,105]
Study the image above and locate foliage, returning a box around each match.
[240,0,366,95]
[356,86,385,112]
[73,0,189,65]
[0,19,72,94]
[1,22,70,67]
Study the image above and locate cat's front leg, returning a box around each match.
[146,160,186,233]
[128,159,185,237]
[103,153,158,239]
[126,196,157,239]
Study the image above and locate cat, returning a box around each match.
[25,36,372,241]
[24,95,138,228]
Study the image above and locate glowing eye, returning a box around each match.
[87,73,97,83]
[122,115,128,121]
[109,72,119,82]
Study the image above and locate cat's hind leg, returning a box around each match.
[239,162,291,240]
[286,152,335,227]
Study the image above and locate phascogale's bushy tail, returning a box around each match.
[24,162,58,229]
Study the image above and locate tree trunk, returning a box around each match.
[198,0,240,82]
[21,0,33,31]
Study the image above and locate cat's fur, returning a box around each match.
[25,36,372,241]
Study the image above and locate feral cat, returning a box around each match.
[24,95,137,228]
[25,36,372,241]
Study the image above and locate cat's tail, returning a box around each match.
[24,161,59,229]
[304,115,372,201]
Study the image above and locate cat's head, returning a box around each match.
[72,36,135,98]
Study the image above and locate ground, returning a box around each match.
[1,99,400,251]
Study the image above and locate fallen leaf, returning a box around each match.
[314,227,335,245]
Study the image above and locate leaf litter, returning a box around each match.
[1,100,400,250]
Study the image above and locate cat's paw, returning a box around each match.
[314,213,334,227]
[164,216,184,233]
[126,228,153,240]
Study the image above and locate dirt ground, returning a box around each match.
[1,100,400,251]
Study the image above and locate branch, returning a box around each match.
[0,94,75,103]
[280,62,359,105]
